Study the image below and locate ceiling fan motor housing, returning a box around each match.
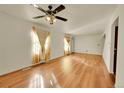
[48,5,52,10]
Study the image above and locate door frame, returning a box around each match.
[110,17,119,76]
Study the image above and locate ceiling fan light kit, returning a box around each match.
[45,15,56,24]
[32,4,67,25]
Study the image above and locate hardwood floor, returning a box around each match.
[0,53,114,88]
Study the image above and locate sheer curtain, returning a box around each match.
[64,36,71,55]
[31,27,41,64]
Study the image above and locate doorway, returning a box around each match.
[110,17,119,77]
[113,26,118,75]
[110,17,119,78]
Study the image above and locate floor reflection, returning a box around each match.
[29,73,44,88]
[49,72,61,88]
[28,71,61,88]
[61,57,73,74]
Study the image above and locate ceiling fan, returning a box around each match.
[32,4,68,24]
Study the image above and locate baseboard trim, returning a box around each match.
[0,55,69,76]
[115,83,124,88]
[72,52,102,56]
[47,55,65,63]
[0,61,45,77]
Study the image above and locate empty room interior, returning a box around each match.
[0,4,124,88]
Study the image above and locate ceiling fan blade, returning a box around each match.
[33,15,45,19]
[32,4,48,15]
[53,5,65,14]
[55,16,67,21]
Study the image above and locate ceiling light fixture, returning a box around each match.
[45,15,56,24]
[32,4,67,25]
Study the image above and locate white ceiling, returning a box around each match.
[0,4,117,35]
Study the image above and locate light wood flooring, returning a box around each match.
[0,53,115,88]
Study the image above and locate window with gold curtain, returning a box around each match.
[64,35,72,55]
[31,27,41,64]
[31,26,51,64]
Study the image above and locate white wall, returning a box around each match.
[51,30,64,59]
[0,12,32,75]
[103,21,112,72]
[0,12,65,75]
[74,33,104,55]
[103,5,124,87]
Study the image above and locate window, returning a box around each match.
[31,27,41,64]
